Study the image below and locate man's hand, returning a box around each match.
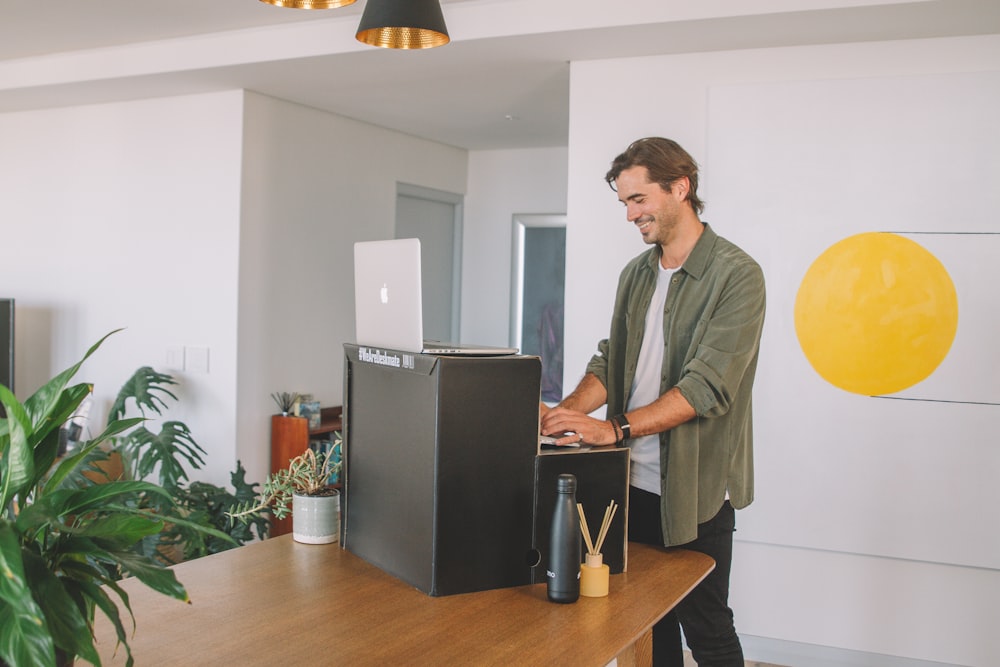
[540,407,617,447]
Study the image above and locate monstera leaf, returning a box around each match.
[107,366,178,422]
[120,421,205,493]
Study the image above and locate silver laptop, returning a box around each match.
[353,238,518,356]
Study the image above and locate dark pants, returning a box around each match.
[628,486,744,667]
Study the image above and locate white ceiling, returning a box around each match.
[1,0,998,150]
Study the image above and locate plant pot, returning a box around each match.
[292,490,340,544]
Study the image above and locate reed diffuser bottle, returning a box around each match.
[577,499,618,598]
[547,473,581,603]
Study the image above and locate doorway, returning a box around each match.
[395,184,463,343]
[511,214,566,403]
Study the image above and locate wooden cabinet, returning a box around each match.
[269,406,343,537]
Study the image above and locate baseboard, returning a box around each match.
[740,634,967,667]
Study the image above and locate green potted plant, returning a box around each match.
[0,331,232,667]
[228,436,342,544]
[107,366,269,563]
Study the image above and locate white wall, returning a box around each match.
[0,89,470,492]
[462,147,569,347]
[0,85,560,498]
[0,91,245,486]
[235,92,468,486]
[567,35,1000,666]
[0,85,560,493]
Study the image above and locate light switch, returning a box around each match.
[185,346,210,374]
[166,346,185,371]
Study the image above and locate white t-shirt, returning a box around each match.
[627,262,674,494]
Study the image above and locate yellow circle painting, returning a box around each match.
[794,232,958,396]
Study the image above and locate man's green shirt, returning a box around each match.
[586,223,766,546]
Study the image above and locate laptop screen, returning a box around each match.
[353,239,518,356]
[354,238,425,353]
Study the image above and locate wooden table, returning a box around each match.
[89,537,713,667]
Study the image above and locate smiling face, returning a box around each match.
[614,166,690,248]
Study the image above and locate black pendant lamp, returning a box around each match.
[355,0,450,49]
[259,0,356,8]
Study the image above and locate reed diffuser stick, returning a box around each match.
[576,503,596,554]
[594,502,618,554]
[578,499,618,556]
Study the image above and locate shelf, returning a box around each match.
[309,406,343,437]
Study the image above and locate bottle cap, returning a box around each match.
[556,473,576,493]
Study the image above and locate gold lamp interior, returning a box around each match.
[259,0,357,9]
[355,0,450,49]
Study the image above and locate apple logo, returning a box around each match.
[380,283,389,304]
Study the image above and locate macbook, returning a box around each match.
[354,238,518,356]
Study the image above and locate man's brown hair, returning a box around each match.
[605,137,705,215]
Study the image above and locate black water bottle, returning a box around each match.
[547,473,581,603]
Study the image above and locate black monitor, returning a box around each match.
[1,298,13,415]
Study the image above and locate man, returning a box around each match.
[540,137,765,666]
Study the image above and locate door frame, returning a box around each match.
[509,213,567,350]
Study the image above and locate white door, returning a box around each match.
[395,184,463,343]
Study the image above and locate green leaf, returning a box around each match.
[44,416,144,493]
[5,382,96,507]
[152,511,235,548]
[3,329,121,507]
[0,523,29,606]
[0,524,56,667]
[108,366,178,422]
[28,382,92,454]
[0,386,35,511]
[56,556,119,589]
[31,428,64,490]
[16,481,172,535]
[75,578,134,667]
[0,603,56,667]
[22,550,101,667]
[71,513,165,545]
[21,330,122,432]
[122,421,205,491]
[111,551,189,603]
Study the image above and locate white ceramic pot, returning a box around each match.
[292,490,340,544]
